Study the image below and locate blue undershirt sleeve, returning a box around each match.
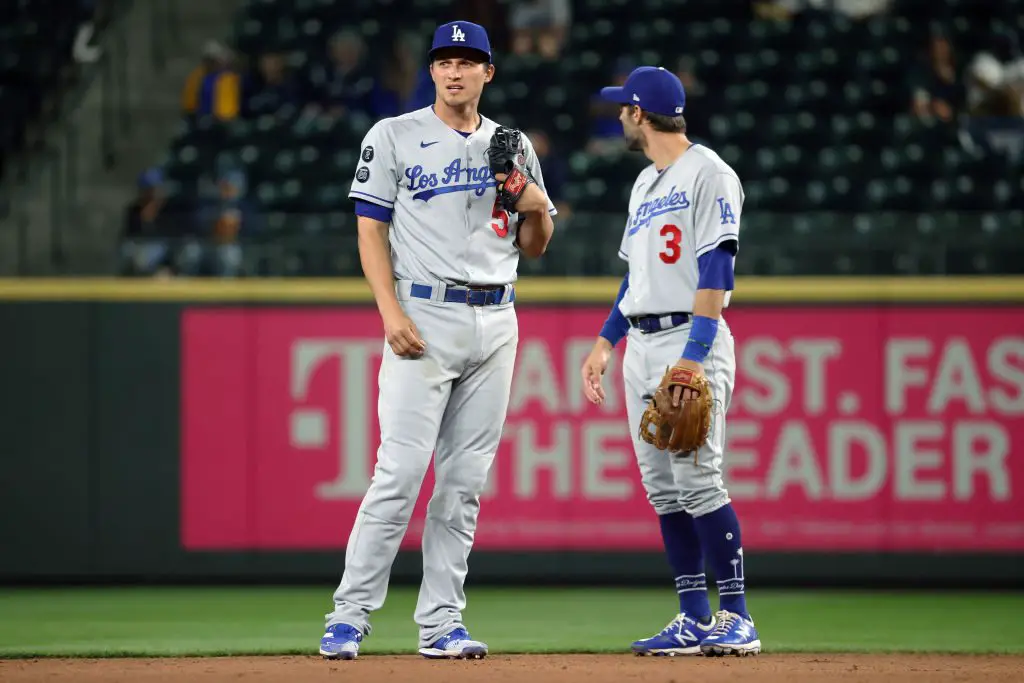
[354,199,393,223]
[683,241,737,362]
[599,272,631,346]
[696,241,737,291]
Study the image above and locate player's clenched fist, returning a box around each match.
[382,308,427,358]
[581,337,614,405]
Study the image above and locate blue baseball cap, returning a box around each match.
[600,66,686,117]
[137,167,163,189]
[429,20,492,62]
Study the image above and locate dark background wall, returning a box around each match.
[1,287,1022,588]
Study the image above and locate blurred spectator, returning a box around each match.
[959,51,1024,164]
[1007,59,1024,112]
[983,33,1024,115]
[244,52,301,118]
[454,0,510,55]
[371,32,434,119]
[673,56,709,140]
[586,60,631,155]
[180,168,261,277]
[119,168,174,278]
[1007,56,1024,86]
[965,53,1008,116]
[526,128,571,217]
[181,41,241,121]
[959,104,1024,164]
[509,0,572,60]
[909,30,963,124]
[73,0,101,64]
[303,30,375,118]
[753,0,890,20]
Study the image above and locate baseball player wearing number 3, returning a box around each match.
[318,21,556,661]
[581,67,762,657]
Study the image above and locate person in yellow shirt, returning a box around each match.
[181,41,241,120]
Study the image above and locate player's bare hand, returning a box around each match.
[581,337,614,405]
[671,359,704,406]
[383,309,426,358]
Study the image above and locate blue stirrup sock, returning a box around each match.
[694,503,749,618]
[659,510,711,621]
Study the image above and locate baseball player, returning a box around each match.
[580,66,762,657]
[319,20,557,661]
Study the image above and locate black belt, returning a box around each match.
[628,312,690,334]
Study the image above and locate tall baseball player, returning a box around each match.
[319,20,557,661]
[581,66,762,657]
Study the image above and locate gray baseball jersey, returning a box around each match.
[328,105,556,649]
[617,144,743,317]
[617,143,745,525]
[349,106,557,285]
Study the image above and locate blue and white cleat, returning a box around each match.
[699,610,761,657]
[631,613,717,656]
[320,623,362,660]
[418,627,488,660]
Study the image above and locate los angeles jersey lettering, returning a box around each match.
[617,144,743,317]
[349,106,557,285]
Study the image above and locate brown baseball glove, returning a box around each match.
[638,366,713,456]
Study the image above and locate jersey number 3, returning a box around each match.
[659,224,682,264]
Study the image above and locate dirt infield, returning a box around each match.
[3,654,1023,683]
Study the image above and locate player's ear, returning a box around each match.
[483,62,495,83]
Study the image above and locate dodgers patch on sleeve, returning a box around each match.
[356,166,370,183]
[361,146,374,163]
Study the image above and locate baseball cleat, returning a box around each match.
[418,627,488,660]
[699,610,761,657]
[320,623,362,660]
[631,612,717,656]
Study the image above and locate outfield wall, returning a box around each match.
[1,277,1022,587]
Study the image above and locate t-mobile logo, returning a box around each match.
[290,339,379,500]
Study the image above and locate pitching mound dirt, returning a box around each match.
[2,653,1022,683]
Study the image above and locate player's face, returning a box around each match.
[620,105,645,152]
[430,49,494,107]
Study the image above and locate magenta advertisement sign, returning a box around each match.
[181,306,1024,552]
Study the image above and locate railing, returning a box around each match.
[3,0,181,275]
[112,209,1024,279]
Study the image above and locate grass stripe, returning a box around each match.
[1,587,1022,658]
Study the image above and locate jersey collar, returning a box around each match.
[430,104,484,142]
[655,141,698,174]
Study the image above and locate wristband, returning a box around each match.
[681,315,718,363]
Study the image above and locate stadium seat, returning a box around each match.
[140,0,1024,276]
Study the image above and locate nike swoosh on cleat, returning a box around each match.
[420,141,439,148]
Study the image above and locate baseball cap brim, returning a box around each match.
[599,86,630,105]
[428,45,491,62]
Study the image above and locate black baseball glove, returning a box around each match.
[486,126,536,213]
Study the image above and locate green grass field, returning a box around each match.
[0,587,1021,658]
